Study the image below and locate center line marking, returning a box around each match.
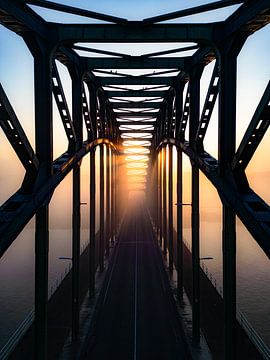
[134,217,138,360]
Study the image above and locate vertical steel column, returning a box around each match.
[168,145,173,272]
[162,146,167,256]
[176,148,183,299]
[219,45,238,360]
[115,151,119,236]
[111,151,115,244]
[157,151,160,240]
[35,207,49,360]
[106,146,111,255]
[150,154,155,222]
[89,149,96,297]
[99,145,105,272]
[114,151,117,237]
[190,67,202,343]
[89,86,97,297]
[70,66,83,341]
[72,164,80,341]
[159,150,163,247]
[191,164,200,342]
[109,149,113,245]
[175,84,184,300]
[155,152,159,229]
[34,48,52,360]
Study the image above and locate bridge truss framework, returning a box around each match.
[0,1,270,359]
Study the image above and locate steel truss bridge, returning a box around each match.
[0,1,270,359]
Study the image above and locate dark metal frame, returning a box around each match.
[0,1,270,359]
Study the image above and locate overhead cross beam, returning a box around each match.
[53,23,215,43]
[99,77,175,86]
[114,112,159,117]
[107,91,166,97]
[26,0,128,25]
[111,102,161,109]
[83,57,187,70]
[117,121,156,126]
[140,45,198,59]
[143,0,244,24]
[73,45,131,59]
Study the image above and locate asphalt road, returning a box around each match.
[82,201,190,360]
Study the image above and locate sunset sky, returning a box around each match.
[0,0,270,204]
[0,2,270,348]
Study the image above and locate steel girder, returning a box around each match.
[0,0,270,352]
[83,57,187,70]
[99,77,175,86]
[53,23,214,43]
[158,138,270,260]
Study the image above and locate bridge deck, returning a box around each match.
[81,201,190,360]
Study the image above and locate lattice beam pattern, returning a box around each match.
[82,85,94,140]
[178,84,190,141]
[0,83,39,172]
[159,138,270,260]
[232,81,270,171]
[52,63,77,147]
[195,63,219,150]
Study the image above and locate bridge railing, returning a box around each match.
[0,256,75,360]
[0,309,34,360]
[0,237,91,360]
[196,243,270,360]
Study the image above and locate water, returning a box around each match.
[179,167,270,348]
[0,165,269,352]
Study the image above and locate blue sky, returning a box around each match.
[27,0,240,22]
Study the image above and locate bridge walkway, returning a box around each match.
[80,201,190,360]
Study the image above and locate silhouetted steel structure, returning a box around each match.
[0,1,270,359]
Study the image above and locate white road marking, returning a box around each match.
[134,217,138,360]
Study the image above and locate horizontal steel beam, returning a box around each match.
[54,23,214,43]
[114,112,159,117]
[121,137,152,142]
[107,90,166,97]
[100,77,174,86]
[119,129,154,133]
[117,121,156,126]
[83,57,187,69]
[111,102,162,108]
